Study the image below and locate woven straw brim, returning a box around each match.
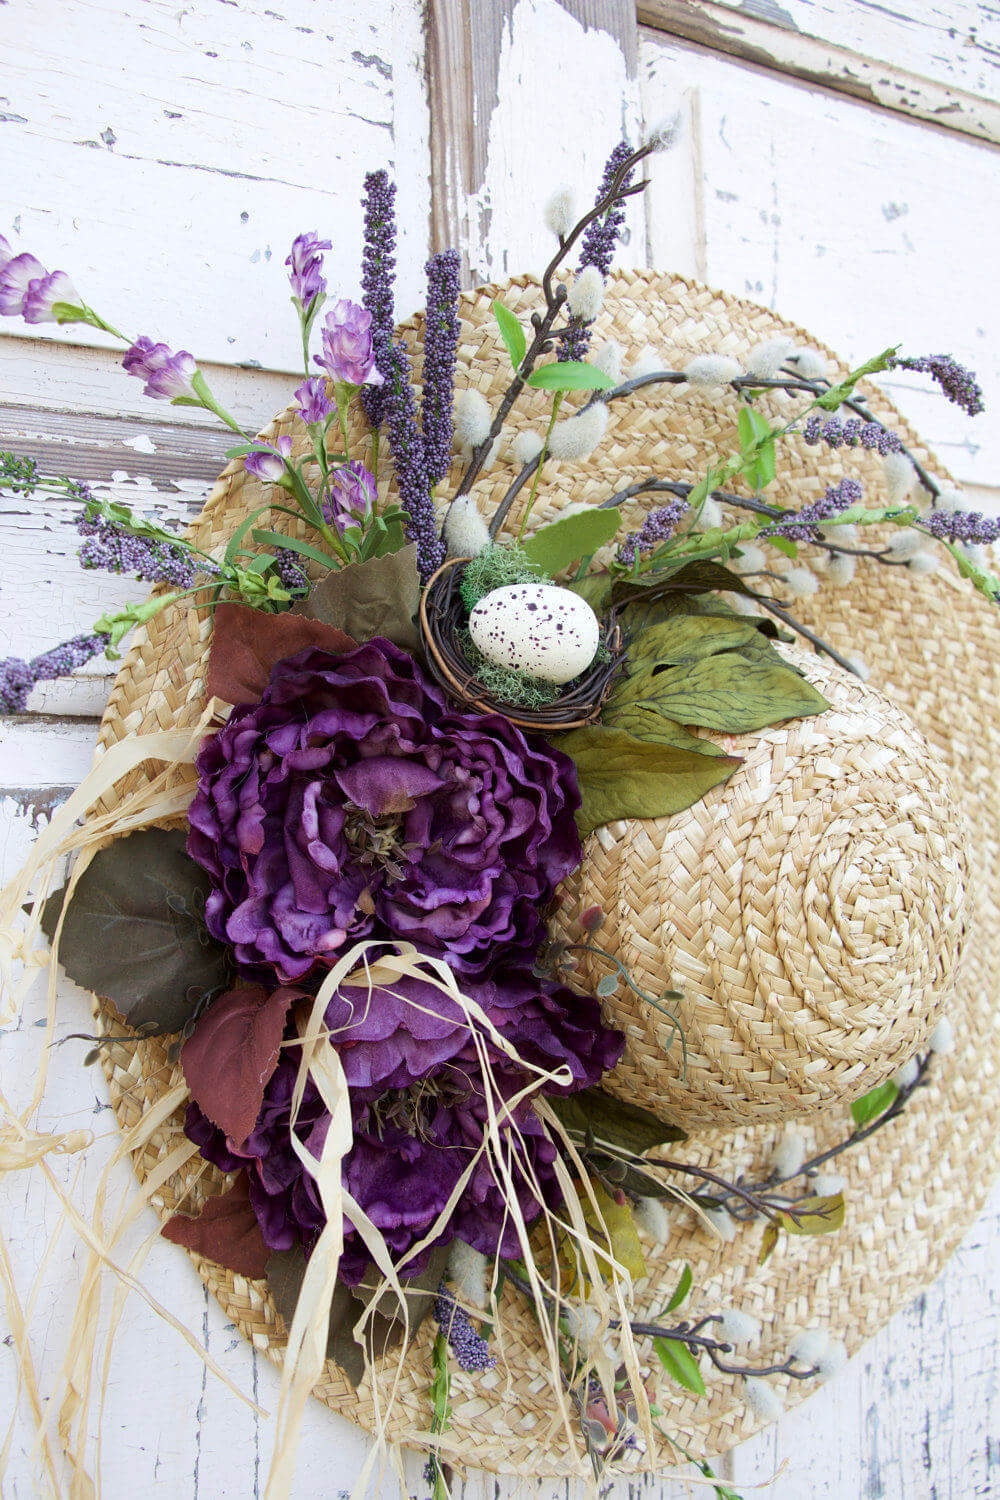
[90,269,1000,1478]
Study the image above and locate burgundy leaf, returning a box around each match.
[207,602,356,705]
[162,1173,269,1278]
[181,982,303,1146]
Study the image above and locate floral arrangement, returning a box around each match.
[0,129,985,1496]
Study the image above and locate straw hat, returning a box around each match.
[88,268,1000,1476]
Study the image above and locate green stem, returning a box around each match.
[517,391,563,543]
[334,381,354,457]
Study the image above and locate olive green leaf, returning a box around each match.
[778,1194,846,1237]
[550,1087,687,1156]
[758,1221,781,1265]
[40,829,230,1034]
[522,506,622,576]
[665,1262,693,1314]
[607,615,829,734]
[296,542,422,651]
[558,724,741,837]
[492,298,527,370]
[527,362,615,392]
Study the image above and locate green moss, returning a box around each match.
[458,628,560,709]
[458,543,550,612]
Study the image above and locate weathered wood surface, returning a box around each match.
[639,0,1000,146]
[2,0,1000,1495]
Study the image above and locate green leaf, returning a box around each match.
[778,1193,846,1237]
[607,615,830,734]
[850,1078,899,1127]
[568,572,613,611]
[653,1337,706,1396]
[602,703,734,757]
[526,362,615,392]
[550,1086,687,1156]
[492,298,527,370]
[223,504,281,568]
[296,543,422,652]
[40,829,230,1033]
[252,529,337,570]
[769,534,798,560]
[737,406,777,491]
[521,506,622,575]
[815,346,899,410]
[560,1178,647,1293]
[665,1262,693,1313]
[557,724,741,837]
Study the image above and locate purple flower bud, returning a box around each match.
[434,1285,496,1373]
[22,269,80,324]
[323,459,376,533]
[293,375,334,426]
[122,337,198,401]
[286,231,331,311]
[316,299,384,387]
[0,253,46,316]
[244,434,293,483]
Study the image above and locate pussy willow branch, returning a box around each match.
[449,141,655,509]
[694,1054,934,1220]
[501,1267,819,1382]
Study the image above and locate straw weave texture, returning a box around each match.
[88,269,1000,1476]
[552,643,970,1124]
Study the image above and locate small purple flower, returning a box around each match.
[765,476,863,541]
[923,508,1000,546]
[293,376,334,426]
[359,170,398,428]
[434,1284,496,1373]
[316,299,384,387]
[0,253,46,316]
[1,631,109,714]
[286,231,331,312]
[889,353,984,417]
[616,497,689,567]
[243,434,293,483]
[23,269,80,324]
[122,337,198,401]
[76,508,212,587]
[324,459,376,532]
[802,414,902,456]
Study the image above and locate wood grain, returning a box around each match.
[639,0,1000,146]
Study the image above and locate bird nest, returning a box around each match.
[418,558,624,731]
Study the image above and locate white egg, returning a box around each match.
[468,583,600,685]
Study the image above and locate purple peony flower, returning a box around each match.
[244,434,293,483]
[323,459,376,533]
[323,960,623,1099]
[23,268,80,324]
[187,639,582,982]
[122,336,198,401]
[316,299,383,387]
[0,253,46,316]
[286,231,331,312]
[185,1051,566,1284]
[294,375,334,426]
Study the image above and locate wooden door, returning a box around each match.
[1,2,998,1495]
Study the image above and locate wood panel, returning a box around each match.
[639,0,1000,145]
[640,29,1000,499]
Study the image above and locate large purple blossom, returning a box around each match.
[616,497,689,567]
[76,510,211,587]
[421,250,460,484]
[286,231,331,313]
[359,170,398,428]
[186,639,582,982]
[802,415,902,455]
[889,353,984,417]
[316,299,383,387]
[322,959,623,1099]
[0,631,109,713]
[764,476,864,542]
[0,253,44,316]
[323,459,376,533]
[244,435,293,483]
[185,1051,566,1284]
[122,337,198,401]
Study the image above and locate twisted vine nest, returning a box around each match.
[552,644,970,1124]
[87,269,1000,1476]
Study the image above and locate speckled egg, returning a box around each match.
[468,583,600,685]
